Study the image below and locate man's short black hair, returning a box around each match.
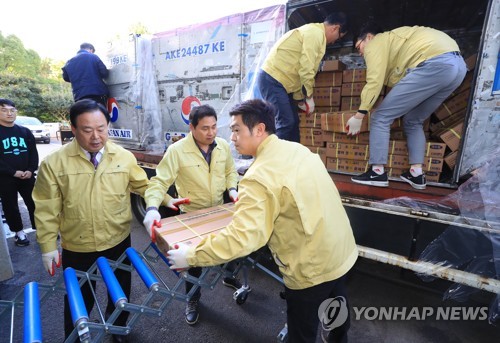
[80,42,95,52]
[70,99,110,127]
[324,12,348,34]
[229,99,276,134]
[189,105,217,127]
[0,98,15,108]
[357,21,384,40]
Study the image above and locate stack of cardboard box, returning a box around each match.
[299,59,465,183]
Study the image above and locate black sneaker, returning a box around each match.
[15,234,30,247]
[222,277,242,290]
[185,299,199,325]
[351,170,389,187]
[400,171,426,190]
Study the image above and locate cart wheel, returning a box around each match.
[236,292,248,305]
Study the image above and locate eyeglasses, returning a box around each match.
[0,108,18,114]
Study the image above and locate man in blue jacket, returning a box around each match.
[62,43,109,106]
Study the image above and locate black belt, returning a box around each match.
[450,51,461,56]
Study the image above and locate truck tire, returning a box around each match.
[131,193,148,223]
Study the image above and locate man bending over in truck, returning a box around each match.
[256,12,348,142]
[143,104,240,326]
[167,99,358,342]
[348,22,467,190]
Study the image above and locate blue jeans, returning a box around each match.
[256,70,300,142]
[369,52,467,165]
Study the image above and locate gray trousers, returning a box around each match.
[369,52,467,165]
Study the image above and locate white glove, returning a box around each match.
[167,243,190,270]
[297,97,315,114]
[229,189,238,202]
[167,198,190,211]
[345,115,364,135]
[143,209,161,239]
[42,250,61,276]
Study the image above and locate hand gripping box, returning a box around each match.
[154,203,235,254]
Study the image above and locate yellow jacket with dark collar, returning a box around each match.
[145,132,238,213]
[34,139,150,253]
[262,23,326,100]
[187,135,358,290]
[360,26,460,111]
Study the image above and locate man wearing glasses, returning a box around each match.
[0,99,38,247]
[256,13,348,142]
[348,22,466,189]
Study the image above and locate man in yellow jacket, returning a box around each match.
[33,99,162,343]
[256,12,348,142]
[348,23,467,189]
[167,99,358,342]
[143,104,239,325]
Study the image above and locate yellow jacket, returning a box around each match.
[187,135,358,289]
[145,133,238,213]
[262,23,326,100]
[34,140,151,253]
[360,26,460,111]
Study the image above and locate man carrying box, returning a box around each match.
[142,105,240,326]
[167,99,358,342]
[347,22,466,189]
[256,13,348,142]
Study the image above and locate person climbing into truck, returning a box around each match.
[348,22,467,189]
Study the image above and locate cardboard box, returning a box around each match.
[444,150,458,169]
[320,60,346,71]
[155,203,234,253]
[305,146,327,165]
[389,168,441,183]
[299,112,322,128]
[341,96,384,111]
[299,128,325,147]
[464,53,477,71]
[313,87,341,107]
[341,82,365,96]
[316,106,340,113]
[315,72,343,87]
[340,97,361,111]
[321,111,369,133]
[434,90,470,121]
[438,121,464,152]
[387,155,444,172]
[323,131,370,144]
[388,140,447,158]
[342,69,367,83]
[326,157,369,173]
[326,142,369,160]
[430,109,466,133]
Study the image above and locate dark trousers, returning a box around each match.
[0,176,36,232]
[186,267,202,300]
[285,276,350,343]
[79,95,108,108]
[256,70,300,143]
[63,235,131,338]
[184,261,239,300]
